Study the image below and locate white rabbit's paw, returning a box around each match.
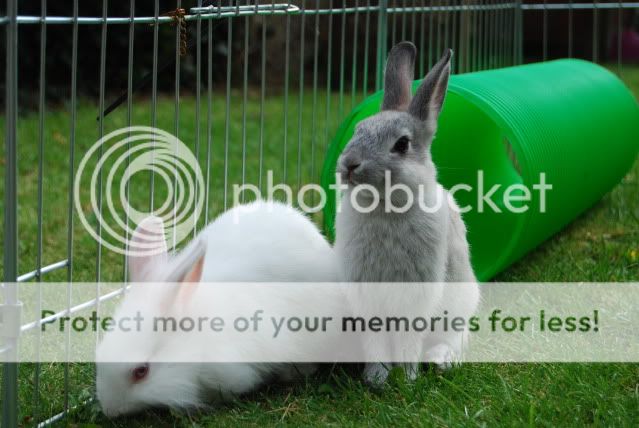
[363,362,391,386]
[400,362,419,381]
[424,344,457,371]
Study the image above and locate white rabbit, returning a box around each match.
[96,200,340,417]
[334,42,480,385]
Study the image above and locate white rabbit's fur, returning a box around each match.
[96,201,339,417]
[334,42,479,384]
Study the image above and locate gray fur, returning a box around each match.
[335,43,479,385]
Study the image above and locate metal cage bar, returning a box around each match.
[2,1,20,427]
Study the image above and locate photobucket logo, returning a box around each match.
[233,170,552,215]
[74,126,204,256]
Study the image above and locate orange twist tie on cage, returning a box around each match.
[160,8,188,57]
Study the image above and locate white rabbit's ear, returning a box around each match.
[165,239,207,284]
[382,41,417,111]
[174,254,204,308]
[181,256,204,283]
[160,240,206,312]
[408,48,452,128]
[128,216,168,281]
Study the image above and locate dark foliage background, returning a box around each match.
[1,1,637,110]
[2,1,252,106]
[0,1,375,110]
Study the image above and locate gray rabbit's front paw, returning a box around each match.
[363,362,390,386]
[364,362,420,385]
[400,362,419,381]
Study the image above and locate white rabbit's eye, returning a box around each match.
[131,363,149,383]
[391,136,410,154]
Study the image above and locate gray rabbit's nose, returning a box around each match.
[339,153,362,176]
[346,162,361,173]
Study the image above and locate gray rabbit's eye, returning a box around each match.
[391,136,410,154]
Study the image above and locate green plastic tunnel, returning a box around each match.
[321,59,639,281]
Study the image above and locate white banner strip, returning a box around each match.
[1,282,637,363]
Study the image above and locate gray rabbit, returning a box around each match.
[334,42,479,385]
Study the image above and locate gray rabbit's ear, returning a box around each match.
[408,48,452,127]
[382,42,417,111]
[128,217,168,282]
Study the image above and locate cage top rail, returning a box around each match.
[3,1,639,26]
[3,2,639,25]
[0,2,524,25]
[521,2,639,10]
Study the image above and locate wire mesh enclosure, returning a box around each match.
[2,1,638,426]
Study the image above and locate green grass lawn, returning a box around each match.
[1,65,638,426]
